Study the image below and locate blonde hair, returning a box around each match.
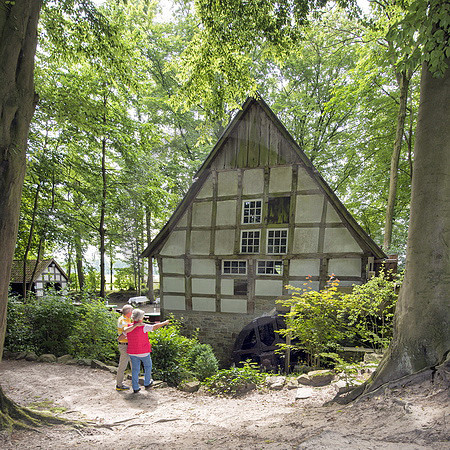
[121,304,133,315]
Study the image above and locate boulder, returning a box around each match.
[37,354,57,363]
[235,382,256,395]
[15,351,28,360]
[25,351,38,361]
[306,370,334,387]
[57,354,75,364]
[295,387,314,399]
[77,358,92,366]
[91,359,109,371]
[266,375,286,390]
[179,381,201,393]
[286,378,299,390]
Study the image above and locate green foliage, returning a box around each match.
[5,297,35,353]
[186,343,219,381]
[278,273,400,367]
[203,361,266,397]
[25,292,79,356]
[67,296,118,361]
[148,322,194,386]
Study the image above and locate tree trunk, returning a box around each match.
[0,0,43,359]
[146,208,154,301]
[369,59,450,390]
[75,234,85,291]
[99,135,107,298]
[383,71,410,252]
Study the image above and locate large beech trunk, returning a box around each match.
[0,0,43,359]
[369,59,450,390]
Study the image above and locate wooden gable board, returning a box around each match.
[142,96,385,259]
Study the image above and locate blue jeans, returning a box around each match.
[129,354,152,391]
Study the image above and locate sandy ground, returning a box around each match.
[0,359,448,449]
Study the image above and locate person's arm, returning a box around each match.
[123,322,144,334]
[152,320,169,331]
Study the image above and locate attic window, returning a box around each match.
[267,196,290,224]
[223,260,247,275]
[242,200,262,224]
[257,260,283,275]
[267,229,288,254]
[241,230,260,253]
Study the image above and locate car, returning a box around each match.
[128,296,149,306]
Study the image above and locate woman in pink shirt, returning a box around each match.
[123,309,169,393]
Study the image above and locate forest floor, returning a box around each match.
[0,359,448,449]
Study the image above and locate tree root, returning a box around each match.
[329,351,450,406]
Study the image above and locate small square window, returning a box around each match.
[242,200,262,224]
[241,230,260,253]
[257,260,283,275]
[223,260,247,275]
[234,279,248,296]
[267,229,288,254]
[267,197,290,224]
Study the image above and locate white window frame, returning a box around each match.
[267,229,288,254]
[240,229,261,253]
[241,199,263,224]
[222,260,248,275]
[257,260,283,275]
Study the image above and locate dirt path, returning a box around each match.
[0,360,448,449]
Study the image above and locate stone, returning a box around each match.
[297,374,312,385]
[333,379,353,394]
[179,381,201,393]
[15,351,28,360]
[266,375,286,390]
[153,381,168,389]
[57,354,75,364]
[364,352,383,364]
[37,353,56,363]
[25,351,38,361]
[2,350,13,359]
[77,358,92,366]
[295,387,314,399]
[91,359,109,370]
[235,382,256,395]
[306,370,334,386]
[286,378,299,390]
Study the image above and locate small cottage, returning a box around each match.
[10,259,69,297]
[142,97,386,363]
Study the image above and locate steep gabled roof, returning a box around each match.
[10,258,69,284]
[142,96,385,259]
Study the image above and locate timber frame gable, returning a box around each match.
[142,96,386,363]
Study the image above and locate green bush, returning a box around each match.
[203,361,266,397]
[186,343,219,381]
[67,297,118,361]
[5,297,35,353]
[25,293,79,356]
[149,323,193,385]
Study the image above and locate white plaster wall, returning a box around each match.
[287,280,320,294]
[215,229,235,254]
[192,278,215,295]
[324,228,362,253]
[196,175,213,199]
[192,297,216,312]
[216,200,237,226]
[295,195,324,223]
[177,211,188,228]
[290,259,320,277]
[192,201,212,227]
[221,279,234,295]
[255,279,283,296]
[269,166,292,193]
[164,276,185,293]
[325,203,342,223]
[162,258,185,275]
[218,171,238,196]
[190,230,211,255]
[293,228,320,253]
[160,230,186,256]
[297,166,318,190]
[163,295,186,310]
[328,258,362,277]
[221,298,247,314]
[243,168,264,195]
[191,259,216,275]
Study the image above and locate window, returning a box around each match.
[267,197,290,224]
[242,199,262,224]
[267,229,288,254]
[241,230,260,253]
[257,260,283,275]
[223,260,247,275]
[234,279,248,296]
